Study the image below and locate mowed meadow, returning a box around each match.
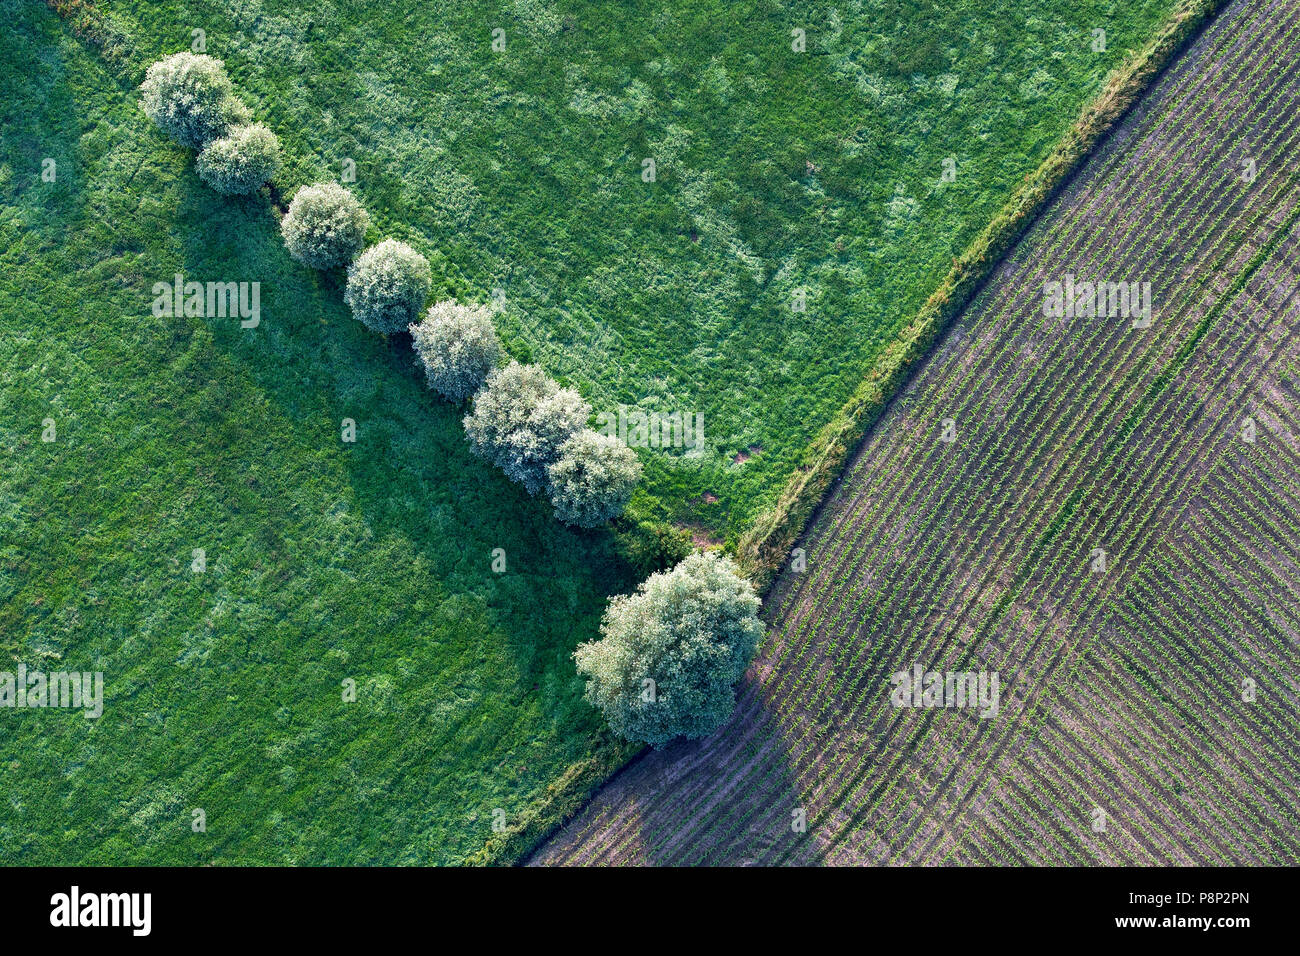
[104,0,1176,539]
[1,0,1184,864]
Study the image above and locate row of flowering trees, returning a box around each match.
[138,52,760,746]
[139,52,641,528]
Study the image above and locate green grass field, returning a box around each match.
[0,2,634,864]
[104,0,1175,539]
[1,0,1178,863]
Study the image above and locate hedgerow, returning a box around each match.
[137,47,641,528]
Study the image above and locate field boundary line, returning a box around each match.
[39,0,1230,867]
[736,0,1230,593]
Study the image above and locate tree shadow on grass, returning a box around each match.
[2,2,642,864]
[172,172,637,728]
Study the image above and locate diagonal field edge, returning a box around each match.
[736,0,1232,594]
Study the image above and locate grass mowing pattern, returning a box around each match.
[0,1,636,865]
[530,0,1300,864]
[100,0,1177,542]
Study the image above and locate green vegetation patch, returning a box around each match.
[105,0,1176,540]
[0,2,634,864]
